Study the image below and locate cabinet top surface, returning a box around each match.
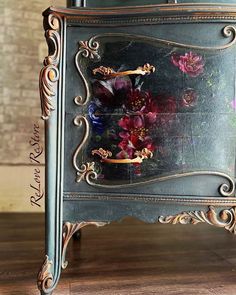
[45,3,236,16]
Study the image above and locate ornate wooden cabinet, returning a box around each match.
[38,1,236,294]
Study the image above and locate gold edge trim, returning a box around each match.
[62,221,108,269]
[63,193,236,206]
[48,4,236,16]
[88,27,236,52]
[40,13,62,120]
[82,170,235,197]
[66,14,236,25]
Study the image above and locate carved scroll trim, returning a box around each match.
[74,38,100,106]
[40,13,61,120]
[72,115,98,184]
[159,206,236,234]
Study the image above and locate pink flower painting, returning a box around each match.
[171,51,204,77]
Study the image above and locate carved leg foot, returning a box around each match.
[37,221,108,294]
[62,221,108,269]
[37,255,55,295]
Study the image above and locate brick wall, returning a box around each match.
[0,0,65,211]
[0,0,65,164]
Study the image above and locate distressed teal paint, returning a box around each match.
[38,2,236,294]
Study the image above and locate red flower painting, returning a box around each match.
[116,92,176,159]
[117,115,155,159]
[171,51,204,77]
[90,50,204,176]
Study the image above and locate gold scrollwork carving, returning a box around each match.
[76,162,97,183]
[37,255,53,292]
[159,206,236,234]
[72,115,98,183]
[74,38,100,106]
[62,221,107,269]
[40,13,61,120]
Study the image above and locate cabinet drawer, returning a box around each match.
[63,18,236,199]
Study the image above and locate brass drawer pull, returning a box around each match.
[92,63,155,79]
[92,148,153,164]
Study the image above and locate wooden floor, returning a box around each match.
[1,214,236,295]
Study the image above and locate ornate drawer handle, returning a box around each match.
[92,63,155,79]
[92,148,153,164]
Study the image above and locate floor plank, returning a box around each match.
[0,214,236,294]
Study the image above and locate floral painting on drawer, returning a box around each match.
[73,34,236,186]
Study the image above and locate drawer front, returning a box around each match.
[62,7,236,199]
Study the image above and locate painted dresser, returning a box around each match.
[37,0,236,293]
